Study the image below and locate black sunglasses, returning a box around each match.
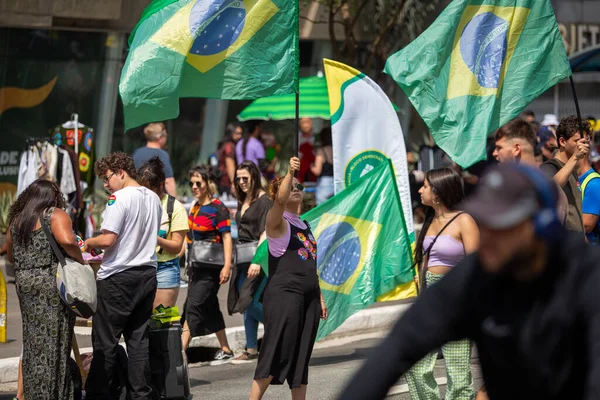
[188,181,202,188]
[292,183,305,192]
[235,176,250,184]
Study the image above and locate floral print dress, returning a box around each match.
[11,208,75,399]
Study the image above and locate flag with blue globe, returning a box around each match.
[384,0,571,168]
[120,0,298,129]
[252,159,415,340]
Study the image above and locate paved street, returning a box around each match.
[182,339,484,399]
[0,338,484,399]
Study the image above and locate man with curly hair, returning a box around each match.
[540,116,590,234]
[84,151,162,399]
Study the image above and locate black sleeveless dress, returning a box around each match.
[254,219,321,388]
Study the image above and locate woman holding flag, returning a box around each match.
[408,167,479,399]
[250,157,328,400]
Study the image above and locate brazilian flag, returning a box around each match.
[252,159,415,340]
[120,0,299,129]
[384,0,571,168]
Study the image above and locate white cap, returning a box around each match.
[541,114,559,127]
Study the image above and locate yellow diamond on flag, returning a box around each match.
[313,213,382,295]
[447,5,530,99]
[151,0,279,74]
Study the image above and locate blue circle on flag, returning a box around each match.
[317,222,361,286]
[190,0,246,56]
[460,12,509,89]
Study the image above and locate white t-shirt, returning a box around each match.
[98,186,162,280]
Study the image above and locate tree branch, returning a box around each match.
[299,15,329,24]
[329,0,341,61]
[350,0,370,30]
[365,0,413,72]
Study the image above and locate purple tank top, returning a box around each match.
[424,235,465,268]
[267,211,307,257]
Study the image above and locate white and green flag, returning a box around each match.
[323,59,416,301]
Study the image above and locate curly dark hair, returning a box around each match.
[137,157,165,195]
[95,151,137,180]
[556,115,591,142]
[8,179,67,246]
[269,176,285,201]
[189,164,217,195]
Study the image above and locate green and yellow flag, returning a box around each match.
[252,159,415,340]
[120,0,299,129]
[384,0,571,168]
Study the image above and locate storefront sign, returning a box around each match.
[559,23,600,55]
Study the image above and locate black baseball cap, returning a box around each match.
[460,164,552,229]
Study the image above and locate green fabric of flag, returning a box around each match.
[251,159,414,340]
[384,0,571,168]
[120,0,299,130]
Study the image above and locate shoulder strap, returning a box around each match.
[158,195,177,255]
[581,172,600,199]
[421,212,465,261]
[39,210,67,267]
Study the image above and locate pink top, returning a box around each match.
[267,211,307,257]
[424,235,465,268]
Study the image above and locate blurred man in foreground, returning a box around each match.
[339,164,600,400]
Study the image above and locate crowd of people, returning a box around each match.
[6,117,327,399]
[5,109,600,399]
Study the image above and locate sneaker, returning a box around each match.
[230,351,259,365]
[209,349,234,366]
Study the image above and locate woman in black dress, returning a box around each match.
[228,161,271,363]
[251,157,328,400]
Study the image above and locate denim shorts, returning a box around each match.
[156,258,181,289]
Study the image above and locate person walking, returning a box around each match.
[407,167,479,400]
[237,120,266,170]
[250,157,328,400]
[227,161,272,364]
[133,122,177,196]
[137,157,189,308]
[216,122,243,196]
[182,165,234,364]
[311,127,334,205]
[84,152,162,399]
[6,180,85,400]
[339,164,600,400]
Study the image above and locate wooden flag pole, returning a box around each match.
[569,75,587,139]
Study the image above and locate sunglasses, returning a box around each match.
[235,176,250,184]
[188,181,202,188]
[292,183,305,192]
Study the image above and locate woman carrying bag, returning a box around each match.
[6,180,86,400]
[182,165,234,365]
[228,161,272,364]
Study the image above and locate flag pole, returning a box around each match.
[569,75,587,139]
[294,91,300,156]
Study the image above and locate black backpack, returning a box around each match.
[158,195,176,255]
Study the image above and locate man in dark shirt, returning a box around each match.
[132,122,177,196]
[340,164,600,400]
[539,115,589,233]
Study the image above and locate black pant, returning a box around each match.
[85,266,158,400]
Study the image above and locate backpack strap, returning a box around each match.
[581,172,600,199]
[581,172,600,243]
[158,195,176,255]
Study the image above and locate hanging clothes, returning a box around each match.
[52,122,96,191]
[17,149,37,196]
[57,148,77,197]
